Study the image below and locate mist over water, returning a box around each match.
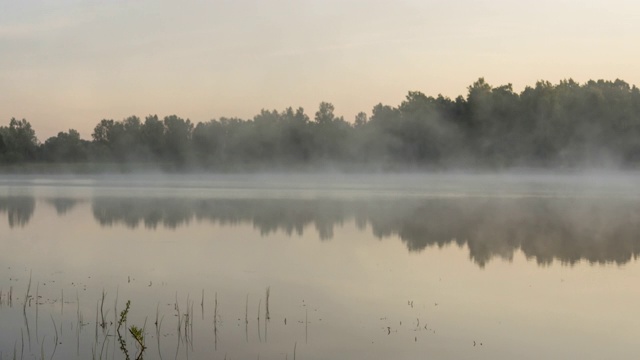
[3,172,640,265]
[1,173,640,359]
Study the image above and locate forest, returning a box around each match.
[3,78,640,171]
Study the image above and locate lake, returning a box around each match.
[1,173,639,360]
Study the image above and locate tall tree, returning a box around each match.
[42,129,87,162]
[0,118,38,162]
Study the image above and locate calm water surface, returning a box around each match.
[1,173,640,360]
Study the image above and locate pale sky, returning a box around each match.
[1,0,639,140]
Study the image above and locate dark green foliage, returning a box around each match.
[5,78,640,170]
[192,119,224,166]
[0,118,38,163]
[42,129,88,162]
[141,114,165,160]
[162,115,193,166]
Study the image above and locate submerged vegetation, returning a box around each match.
[4,78,640,170]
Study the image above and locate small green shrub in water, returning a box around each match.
[129,325,145,349]
[118,300,130,330]
[117,300,147,360]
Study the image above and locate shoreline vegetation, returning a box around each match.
[4,78,640,173]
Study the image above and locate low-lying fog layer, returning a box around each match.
[0,171,639,197]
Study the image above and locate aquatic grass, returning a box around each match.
[98,329,110,360]
[154,303,160,328]
[75,291,84,356]
[175,295,182,341]
[213,292,218,351]
[183,295,195,350]
[75,291,82,327]
[245,294,249,343]
[5,284,302,359]
[113,288,119,360]
[142,317,148,344]
[265,287,270,321]
[94,301,99,343]
[257,298,262,343]
[49,315,58,360]
[201,289,204,320]
[180,295,194,352]
[174,295,182,360]
[22,271,32,314]
[265,287,271,342]
[184,294,190,343]
[155,303,164,360]
[35,283,39,344]
[189,300,194,349]
[99,290,107,330]
[22,306,31,352]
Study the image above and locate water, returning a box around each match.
[1,173,640,359]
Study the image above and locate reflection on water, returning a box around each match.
[89,196,640,266]
[45,197,80,215]
[3,194,640,267]
[2,181,640,360]
[0,196,35,228]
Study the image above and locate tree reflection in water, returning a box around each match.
[0,196,35,228]
[89,196,640,267]
[1,194,637,266]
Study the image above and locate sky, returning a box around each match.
[1,0,639,140]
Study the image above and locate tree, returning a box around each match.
[354,112,368,127]
[315,102,336,124]
[280,107,313,163]
[0,118,38,162]
[42,129,87,162]
[193,120,224,166]
[141,115,165,160]
[163,115,193,165]
[311,102,353,161]
[92,119,116,145]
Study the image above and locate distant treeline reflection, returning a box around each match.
[90,196,640,267]
[3,195,640,266]
[0,196,77,228]
[0,196,35,228]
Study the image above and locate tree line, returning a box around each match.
[3,78,640,170]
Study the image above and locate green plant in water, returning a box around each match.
[118,300,130,330]
[129,325,145,349]
[117,300,147,360]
